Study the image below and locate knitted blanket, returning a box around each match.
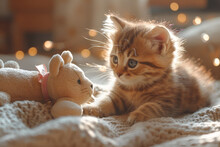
[0,98,220,147]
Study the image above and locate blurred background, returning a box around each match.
[0,0,220,80]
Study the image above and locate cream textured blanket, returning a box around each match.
[0,99,220,147]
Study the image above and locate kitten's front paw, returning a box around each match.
[82,105,102,117]
[127,111,149,125]
[127,112,137,125]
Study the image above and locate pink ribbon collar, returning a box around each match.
[36,64,50,101]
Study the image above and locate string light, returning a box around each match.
[43,40,53,51]
[28,47,37,56]
[81,49,91,58]
[170,2,179,11]
[177,13,187,23]
[15,50,24,60]
[213,58,220,67]
[88,29,97,37]
[200,32,220,68]
[201,33,210,42]
[193,16,202,25]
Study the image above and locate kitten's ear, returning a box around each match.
[109,15,125,30]
[149,26,170,44]
[148,26,172,55]
[103,15,126,37]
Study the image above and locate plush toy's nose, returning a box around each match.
[90,84,93,89]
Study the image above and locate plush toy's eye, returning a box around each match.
[77,79,81,84]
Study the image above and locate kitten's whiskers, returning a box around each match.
[86,28,110,40]
[83,36,107,45]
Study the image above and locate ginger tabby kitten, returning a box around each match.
[83,15,214,124]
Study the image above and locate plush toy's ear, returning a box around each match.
[61,50,73,64]
[0,59,4,68]
[49,54,64,77]
[5,60,20,69]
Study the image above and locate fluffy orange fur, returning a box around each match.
[83,15,214,125]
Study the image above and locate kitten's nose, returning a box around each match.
[117,73,123,77]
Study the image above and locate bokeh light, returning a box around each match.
[100,50,108,59]
[193,16,202,25]
[201,33,210,42]
[15,50,24,60]
[177,13,187,23]
[213,58,220,67]
[43,40,54,51]
[88,29,97,37]
[170,2,179,11]
[81,49,91,58]
[28,47,38,56]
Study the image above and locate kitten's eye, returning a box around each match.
[77,79,81,84]
[112,56,118,64]
[128,59,138,68]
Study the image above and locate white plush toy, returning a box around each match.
[0,51,94,118]
[0,59,20,69]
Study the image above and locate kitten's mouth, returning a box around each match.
[115,73,146,87]
[114,74,124,83]
[117,77,124,83]
[114,73,124,79]
[116,74,132,84]
[115,73,141,86]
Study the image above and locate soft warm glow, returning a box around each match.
[100,50,108,59]
[88,29,97,37]
[28,47,37,56]
[170,2,179,11]
[81,49,91,58]
[99,66,107,72]
[15,50,24,60]
[213,58,220,67]
[193,16,202,25]
[177,13,187,23]
[44,40,53,51]
[201,33,210,42]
